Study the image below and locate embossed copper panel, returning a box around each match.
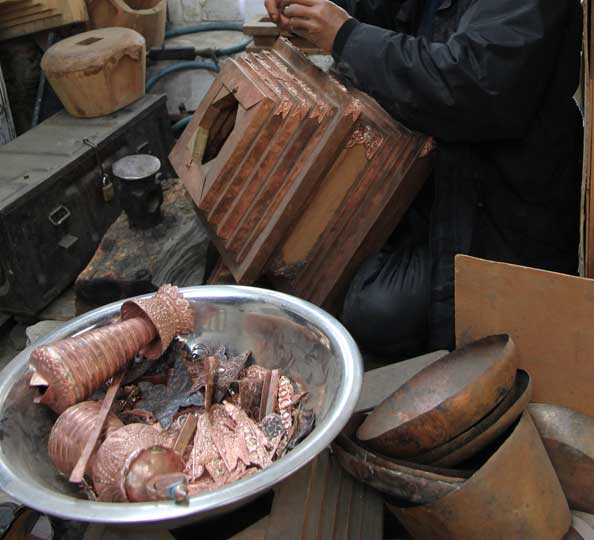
[171,38,433,292]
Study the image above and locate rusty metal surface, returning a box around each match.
[530,403,594,514]
[388,412,571,540]
[334,414,466,505]
[412,369,532,467]
[357,335,517,458]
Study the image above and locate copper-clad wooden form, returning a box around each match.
[388,412,571,540]
[412,369,532,467]
[530,403,594,514]
[29,284,193,413]
[48,401,123,477]
[170,38,432,308]
[357,335,517,458]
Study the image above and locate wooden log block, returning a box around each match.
[75,181,209,310]
[87,0,166,49]
[170,38,433,308]
[41,28,145,118]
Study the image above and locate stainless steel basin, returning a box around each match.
[0,286,362,526]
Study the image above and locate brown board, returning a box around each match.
[455,255,594,417]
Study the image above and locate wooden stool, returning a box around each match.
[41,27,145,118]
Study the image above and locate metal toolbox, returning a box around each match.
[0,94,173,315]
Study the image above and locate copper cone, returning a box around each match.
[48,401,123,477]
[29,285,194,413]
[91,423,165,502]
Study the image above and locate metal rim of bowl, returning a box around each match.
[0,285,363,524]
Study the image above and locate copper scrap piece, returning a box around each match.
[277,375,294,431]
[91,423,164,502]
[214,350,250,402]
[185,413,226,484]
[530,403,594,514]
[411,369,532,467]
[239,377,264,420]
[29,285,193,414]
[146,472,189,504]
[286,405,315,451]
[204,356,219,409]
[120,284,194,359]
[173,413,198,456]
[70,372,125,484]
[224,402,272,469]
[124,446,186,502]
[209,404,249,472]
[388,413,571,540]
[260,369,280,420]
[358,335,517,458]
[48,401,123,477]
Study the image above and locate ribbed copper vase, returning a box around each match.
[29,285,194,413]
[48,401,124,477]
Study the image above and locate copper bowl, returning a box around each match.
[357,335,517,458]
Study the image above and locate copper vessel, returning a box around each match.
[411,369,532,467]
[48,401,124,477]
[91,423,166,502]
[124,446,186,502]
[388,412,571,540]
[530,403,594,514]
[29,284,194,413]
[357,335,516,458]
[334,415,466,505]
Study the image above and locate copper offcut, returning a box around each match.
[29,285,194,413]
[530,403,594,514]
[48,401,123,477]
[91,423,165,502]
[357,335,517,458]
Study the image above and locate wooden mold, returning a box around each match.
[41,27,145,118]
[170,38,433,308]
[87,0,166,49]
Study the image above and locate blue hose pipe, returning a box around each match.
[172,115,192,132]
[165,23,244,39]
[146,61,220,91]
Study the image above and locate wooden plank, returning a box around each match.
[455,255,594,417]
[0,63,15,146]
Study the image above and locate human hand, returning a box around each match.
[264,0,282,24]
[280,0,350,53]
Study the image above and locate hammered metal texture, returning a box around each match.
[48,401,124,477]
[30,317,156,413]
[91,423,164,502]
[121,284,194,359]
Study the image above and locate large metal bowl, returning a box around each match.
[0,286,362,526]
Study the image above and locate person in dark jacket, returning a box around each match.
[265,0,583,356]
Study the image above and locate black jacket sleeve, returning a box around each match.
[332,0,570,142]
[332,0,397,27]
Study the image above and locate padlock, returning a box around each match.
[102,175,114,203]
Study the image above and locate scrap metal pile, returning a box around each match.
[27,285,314,503]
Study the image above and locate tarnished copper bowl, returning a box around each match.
[0,286,362,527]
[357,334,516,458]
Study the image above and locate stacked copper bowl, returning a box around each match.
[334,335,573,539]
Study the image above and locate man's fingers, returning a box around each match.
[288,16,317,32]
[280,0,317,8]
[283,3,312,18]
[265,0,281,22]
